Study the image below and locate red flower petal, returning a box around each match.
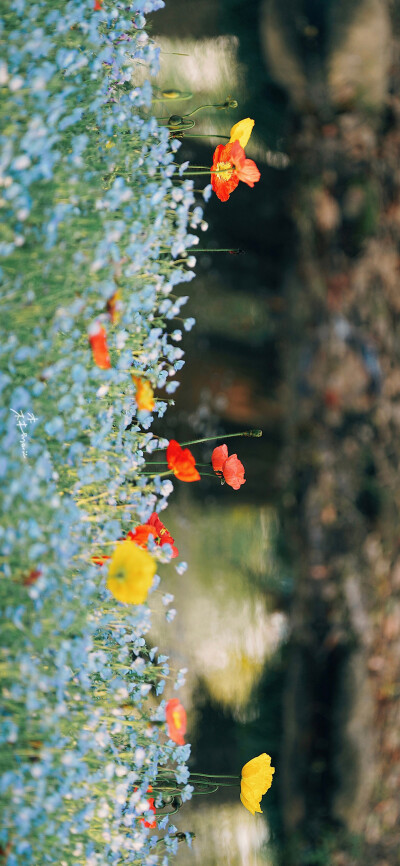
[88,324,111,369]
[127,525,158,547]
[166,698,187,746]
[134,786,157,828]
[223,454,246,490]
[146,512,164,535]
[210,142,240,203]
[146,513,179,558]
[166,440,200,482]
[91,555,111,566]
[211,444,229,473]
[22,569,41,586]
[236,158,261,188]
[229,139,246,167]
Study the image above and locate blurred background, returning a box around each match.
[147,1,400,864]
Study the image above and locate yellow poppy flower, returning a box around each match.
[240,753,275,815]
[107,540,156,604]
[229,117,255,149]
[132,376,155,412]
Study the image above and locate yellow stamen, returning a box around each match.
[172,710,182,729]
[216,161,233,180]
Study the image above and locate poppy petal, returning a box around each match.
[236,158,261,188]
[211,444,229,472]
[229,117,255,149]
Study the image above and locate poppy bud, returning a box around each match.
[243,428,262,437]
[162,89,182,98]
[168,115,184,127]
[222,97,238,109]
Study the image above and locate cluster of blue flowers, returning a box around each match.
[0,1,207,862]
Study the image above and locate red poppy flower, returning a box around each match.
[93,0,103,9]
[166,698,187,746]
[128,516,179,557]
[93,514,179,568]
[134,786,156,828]
[211,444,229,473]
[22,569,41,586]
[146,512,179,558]
[91,555,111,566]
[211,140,260,203]
[212,444,246,490]
[166,440,200,482]
[88,323,111,369]
[127,525,158,547]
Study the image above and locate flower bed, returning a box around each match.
[0,2,199,863]
[0,2,273,863]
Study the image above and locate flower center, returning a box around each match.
[172,709,183,729]
[216,160,233,181]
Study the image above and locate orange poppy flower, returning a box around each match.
[88,323,111,369]
[132,376,155,412]
[212,444,246,490]
[211,140,260,203]
[93,0,103,9]
[166,440,200,482]
[166,698,187,746]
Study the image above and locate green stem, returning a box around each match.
[190,772,239,780]
[145,460,211,467]
[140,470,173,479]
[183,103,231,118]
[186,248,243,253]
[179,133,230,140]
[180,429,262,447]
[152,429,262,452]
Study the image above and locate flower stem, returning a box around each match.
[186,248,244,253]
[151,429,262,452]
[190,772,239,781]
[180,429,262,447]
[179,169,233,176]
[178,133,230,140]
[183,103,230,117]
[140,470,173,478]
[76,490,111,505]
